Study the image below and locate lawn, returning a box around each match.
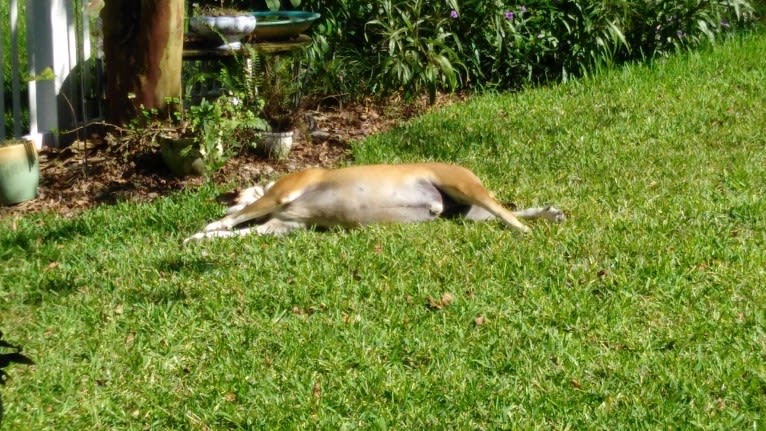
[1,33,765,429]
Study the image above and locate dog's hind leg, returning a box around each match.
[513,206,566,223]
[253,218,306,236]
[427,165,531,232]
[439,182,532,233]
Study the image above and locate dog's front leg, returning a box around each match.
[183,227,257,243]
[184,219,305,243]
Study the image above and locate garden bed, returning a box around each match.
[1,96,456,217]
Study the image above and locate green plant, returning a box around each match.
[258,55,303,132]
[301,1,376,103]
[176,91,266,171]
[191,1,251,16]
[118,87,266,174]
[300,0,757,99]
[365,0,464,103]
[265,0,302,11]
[2,0,29,137]
[618,0,755,58]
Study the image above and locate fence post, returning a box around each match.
[25,0,80,148]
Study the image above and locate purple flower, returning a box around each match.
[504,11,515,21]
[450,10,459,19]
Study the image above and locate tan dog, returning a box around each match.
[185,163,564,242]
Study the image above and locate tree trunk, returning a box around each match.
[101,0,184,125]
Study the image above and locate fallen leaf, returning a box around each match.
[474,315,486,326]
[224,392,237,402]
[441,292,455,306]
[125,331,136,347]
[427,292,455,310]
[342,314,361,324]
[426,296,443,310]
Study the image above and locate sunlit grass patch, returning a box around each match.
[1,33,765,429]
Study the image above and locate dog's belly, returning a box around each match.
[279,178,444,226]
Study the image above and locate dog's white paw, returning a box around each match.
[184,228,255,243]
[542,206,566,223]
[183,231,207,244]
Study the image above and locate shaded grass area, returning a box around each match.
[1,34,765,429]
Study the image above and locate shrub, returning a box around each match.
[365,0,464,101]
[301,0,758,100]
[301,0,380,101]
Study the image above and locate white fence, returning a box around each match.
[1,0,102,148]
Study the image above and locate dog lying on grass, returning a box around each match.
[184,162,565,242]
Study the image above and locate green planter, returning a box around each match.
[158,135,206,177]
[0,140,40,205]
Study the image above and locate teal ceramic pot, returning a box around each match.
[0,140,39,205]
[250,11,320,41]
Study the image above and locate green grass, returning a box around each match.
[2,33,766,429]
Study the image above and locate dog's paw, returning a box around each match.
[542,206,566,223]
[183,231,207,244]
[184,228,252,243]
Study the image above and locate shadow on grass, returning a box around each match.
[127,284,192,305]
[0,331,35,426]
[114,253,226,305]
[156,253,222,275]
[0,217,95,256]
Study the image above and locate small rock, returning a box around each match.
[311,130,332,141]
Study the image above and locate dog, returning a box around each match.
[184,162,565,242]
